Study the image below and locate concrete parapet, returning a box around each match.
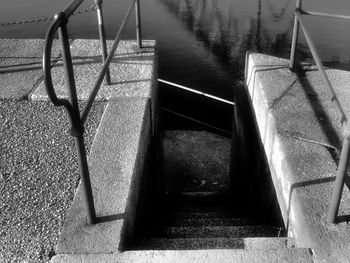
[36,39,159,257]
[31,39,156,101]
[245,53,350,263]
[56,98,151,254]
[50,38,158,257]
[51,248,313,263]
[31,39,158,135]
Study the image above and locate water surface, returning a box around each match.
[1,0,350,129]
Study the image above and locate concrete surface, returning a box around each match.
[0,99,105,262]
[133,237,294,250]
[56,98,151,254]
[245,53,350,263]
[154,225,283,238]
[31,40,156,101]
[0,38,106,263]
[31,39,159,136]
[0,38,157,263]
[162,130,231,192]
[51,248,313,263]
[0,39,61,99]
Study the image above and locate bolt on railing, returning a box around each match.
[43,0,142,224]
[289,0,350,224]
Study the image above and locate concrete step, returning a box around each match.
[131,237,295,250]
[164,192,234,213]
[51,248,314,263]
[55,98,153,255]
[160,215,258,227]
[166,204,232,213]
[165,191,231,204]
[147,225,285,238]
[166,211,239,219]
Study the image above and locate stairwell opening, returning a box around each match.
[124,84,287,250]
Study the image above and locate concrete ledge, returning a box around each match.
[0,39,60,99]
[56,98,151,254]
[31,40,156,101]
[31,39,158,136]
[245,53,350,262]
[51,248,313,263]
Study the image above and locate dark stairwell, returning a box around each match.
[128,121,288,250]
[125,77,289,251]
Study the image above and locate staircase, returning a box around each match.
[125,131,315,262]
[130,130,290,251]
[130,190,294,250]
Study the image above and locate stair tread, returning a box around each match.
[131,237,295,250]
[158,226,282,238]
[167,211,240,218]
[139,225,285,238]
[164,192,232,207]
[55,247,314,263]
[159,215,260,227]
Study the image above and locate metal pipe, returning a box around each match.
[59,19,96,224]
[301,10,350,20]
[296,11,347,124]
[94,0,111,85]
[43,13,74,117]
[289,0,301,70]
[327,136,350,224]
[81,0,137,123]
[162,107,232,135]
[58,22,81,133]
[63,0,85,18]
[158,79,235,106]
[75,134,97,224]
[135,0,142,48]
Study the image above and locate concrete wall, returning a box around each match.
[231,74,283,226]
[245,52,350,263]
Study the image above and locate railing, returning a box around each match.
[158,79,234,136]
[289,0,350,224]
[43,0,142,224]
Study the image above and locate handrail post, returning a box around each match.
[290,0,302,70]
[94,0,111,85]
[327,129,350,224]
[135,0,142,48]
[58,16,97,224]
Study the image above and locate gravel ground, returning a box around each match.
[0,99,106,263]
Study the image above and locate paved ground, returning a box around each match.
[0,99,105,262]
[0,38,157,263]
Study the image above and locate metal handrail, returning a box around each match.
[43,0,142,224]
[81,0,139,123]
[63,0,85,17]
[289,0,349,224]
[158,79,235,106]
[43,15,74,118]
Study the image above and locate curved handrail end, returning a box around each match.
[43,12,74,116]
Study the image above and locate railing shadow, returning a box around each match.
[247,61,342,152]
[295,69,342,150]
[286,175,350,228]
[94,213,125,223]
[0,57,61,74]
[56,54,154,67]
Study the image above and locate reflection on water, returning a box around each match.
[1,0,350,98]
[159,0,295,78]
